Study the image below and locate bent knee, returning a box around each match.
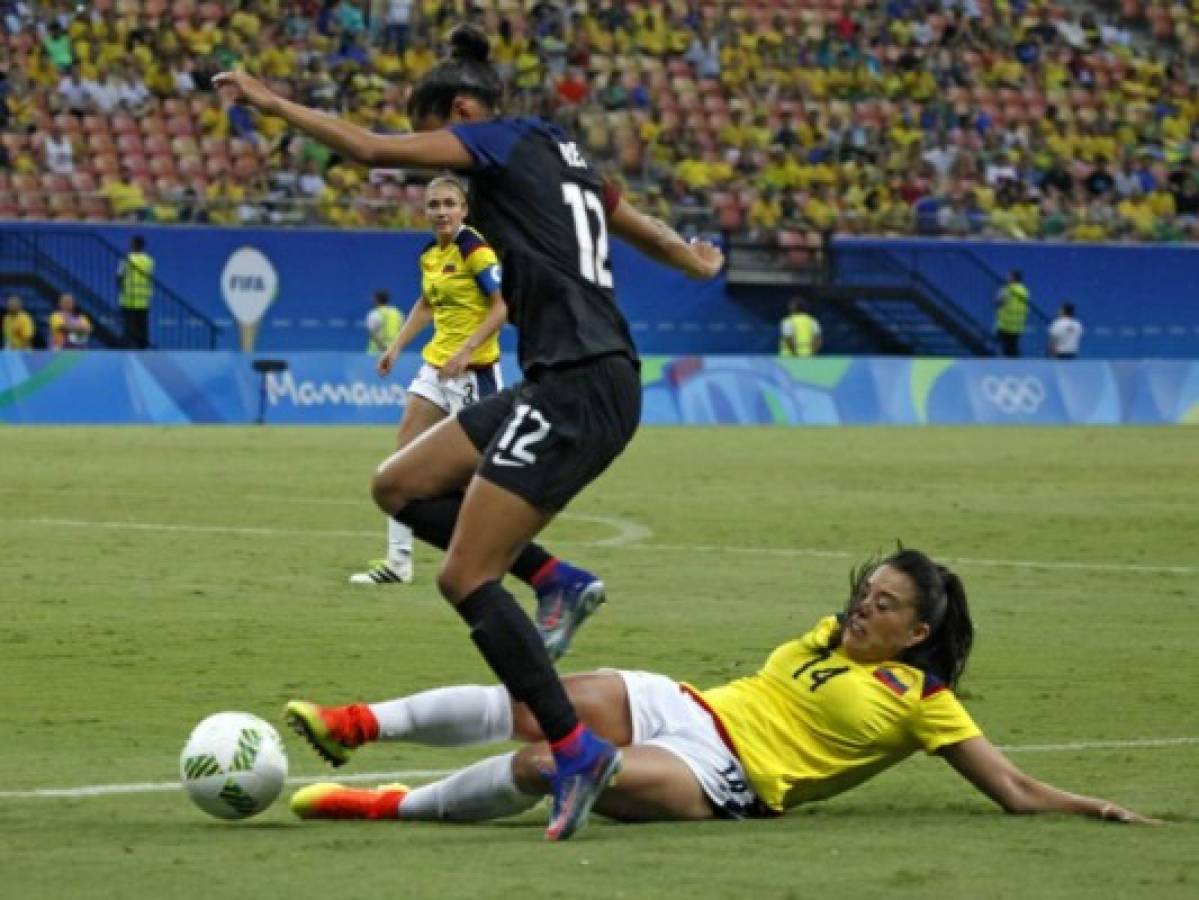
[436,559,487,604]
[371,467,407,514]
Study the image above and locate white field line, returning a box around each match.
[9,516,1197,576]
[2,737,1196,800]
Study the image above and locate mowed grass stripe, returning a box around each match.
[10,515,1197,575]
[6,737,1198,800]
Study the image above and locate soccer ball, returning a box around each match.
[180,712,288,820]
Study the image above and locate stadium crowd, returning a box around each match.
[1,0,1198,245]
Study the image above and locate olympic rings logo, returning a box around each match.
[980,375,1047,414]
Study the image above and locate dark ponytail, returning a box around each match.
[902,565,973,689]
[407,24,504,123]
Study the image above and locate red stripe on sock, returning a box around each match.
[530,557,560,589]
[549,722,585,753]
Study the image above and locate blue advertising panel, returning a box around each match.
[3,352,1198,426]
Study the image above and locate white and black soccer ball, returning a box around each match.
[180,712,288,820]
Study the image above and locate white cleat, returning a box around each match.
[348,555,413,585]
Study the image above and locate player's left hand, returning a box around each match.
[213,70,280,114]
[1100,802,1166,826]
[439,351,470,380]
[688,240,725,279]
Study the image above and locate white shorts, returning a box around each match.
[615,669,762,819]
[406,361,502,416]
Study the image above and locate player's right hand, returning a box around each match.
[377,349,398,377]
[688,240,725,279]
[212,70,280,114]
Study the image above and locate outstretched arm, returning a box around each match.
[608,198,724,280]
[378,298,433,377]
[941,736,1161,824]
[212,71,472,169]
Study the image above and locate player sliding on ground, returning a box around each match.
[287,549,1159,830]
[216,23,724,841]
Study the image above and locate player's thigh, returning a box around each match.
[511,671,634,745]
[372,415,480,507]
[511,743,713,822]
[594,745,715,822]
[395,393,447,450]
[437,474,554,600]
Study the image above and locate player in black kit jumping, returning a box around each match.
[214,24,723,842]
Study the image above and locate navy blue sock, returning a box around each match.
[456,580,578,743]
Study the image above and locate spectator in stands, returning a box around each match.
[779,297,822,357]
[42,19,72,71]
[297,158,327,198]
[85,67,118,115]
[384,0,415,53]
[683,25,720,80]
[3,294,35,350]
[115,65,151,114]
[117,235,154,350]
[100,164,149,222]
[1085,157,1116,199]
[171,58,199,96]
[228,99,260,144]
[1048,302,1083,360]
[748,187,783,237]
[994,270,1030,358]
[55,63,93,115]
[42,127,74,176]
[49,293,91,350]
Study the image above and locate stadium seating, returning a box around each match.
[1,0,1197,244]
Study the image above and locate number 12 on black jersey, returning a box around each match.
[561,184,613,289]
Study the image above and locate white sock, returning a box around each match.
[369,685,513,746]
[398,752,539,822]
[387,517,412,564]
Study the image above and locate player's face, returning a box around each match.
[840,565,931,663]
[425,185,466,240]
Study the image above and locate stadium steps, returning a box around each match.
[0,228,222,349]
[0,271,126,349]
[816,285,980,357]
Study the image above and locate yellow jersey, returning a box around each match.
[418,226,503,368]
[699,616,981,813]
[3,310,35,349]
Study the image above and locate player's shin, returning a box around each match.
[369,684,513,745]
[398,752,539,822]
[455,581,578,743]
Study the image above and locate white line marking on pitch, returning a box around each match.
[12,517,1194,576]
[3,737,1196,800]
[0,769,456,799]
[15,512,652,550]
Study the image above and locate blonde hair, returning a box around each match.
[425,175,468,203]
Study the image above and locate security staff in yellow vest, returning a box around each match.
[779,297,822,356]
[366,289,404,355]
[117,235,154,349]
[994,269,1029,358]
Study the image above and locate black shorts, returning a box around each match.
[457,353,642,511]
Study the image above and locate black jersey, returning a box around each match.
[449,118,638,374]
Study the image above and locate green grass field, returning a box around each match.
[1,426,1197,899]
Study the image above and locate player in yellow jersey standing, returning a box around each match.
[350,176,509,585]
[291,548,1159,827]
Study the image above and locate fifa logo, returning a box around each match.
[228,274,268,291]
